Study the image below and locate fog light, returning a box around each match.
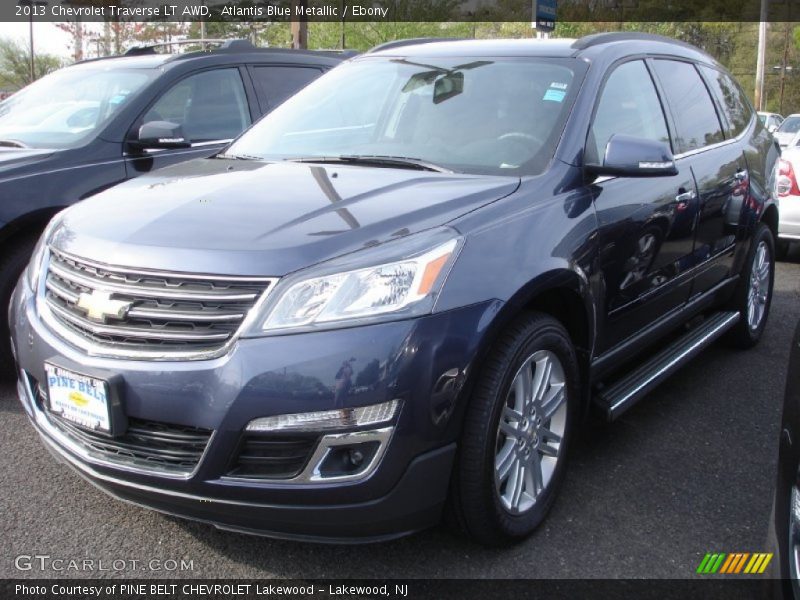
[245,399,400,433]
[315,441,380,478]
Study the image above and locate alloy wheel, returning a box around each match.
[494,349,567,514]
[747,240,771,330]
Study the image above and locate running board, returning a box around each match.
[594,311,740,421]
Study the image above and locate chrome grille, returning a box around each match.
[42,249,275,359]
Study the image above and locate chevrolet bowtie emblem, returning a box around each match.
[76,290,132,322]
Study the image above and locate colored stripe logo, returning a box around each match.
[697,552,773,574]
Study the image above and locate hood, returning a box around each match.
[0,147,57,173]
[775,131,796,147]
[53,158,519,276]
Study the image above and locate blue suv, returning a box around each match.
[9,34,778,545]
[0,39,345,376]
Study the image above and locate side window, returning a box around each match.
[251,66,322,110]
[698,65,753,138]
[141,68,250,143]
[590,60,670,162]
[652,60,724,153]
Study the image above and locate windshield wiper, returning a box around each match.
[0,139,29,149]
[216,153,263,161]
[286,155,452,173]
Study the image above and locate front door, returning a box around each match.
[124,67,252,175]
[589,59,699,352]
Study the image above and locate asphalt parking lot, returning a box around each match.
[1,256,799,581]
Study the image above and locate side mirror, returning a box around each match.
[768,124,779,133]
[586,134,677,178]
[134,121,190,150]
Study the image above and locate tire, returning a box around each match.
[776,239,790,261]
[448,312,580,546]
[725,223,775,349]
[0,234,38,380]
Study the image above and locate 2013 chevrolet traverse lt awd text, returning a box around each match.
[9,34,779,545]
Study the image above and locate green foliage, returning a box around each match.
[0,38,62,90]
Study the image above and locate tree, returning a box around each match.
[55,21,86,62]
[0,38,62,90]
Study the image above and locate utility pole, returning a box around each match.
[200,0,206,41]
[754,0,768,110]
[340,0,345,49]
[291,0,308,49]
[779,21,791,114]
[18,0,47,83]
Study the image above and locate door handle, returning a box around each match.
[734,168,748,183]
[675,190,696,211]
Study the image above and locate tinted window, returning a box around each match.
[699,65,752,138]
[142,69,250,143]
[590,60,669,161]
[251,66,322,110]
[653,60,724,153]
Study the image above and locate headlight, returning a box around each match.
[257,229,461,334]
[25,216,61,292]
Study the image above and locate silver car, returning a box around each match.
[774,113,800,149]
[777,143,800,257]
[758,111,784,133]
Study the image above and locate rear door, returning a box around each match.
[124,67,253,175]
[651,59,748,296]
[590,59,700,351]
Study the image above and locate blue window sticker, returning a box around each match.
[543,88,566,102]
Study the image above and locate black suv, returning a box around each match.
[10,33,779,545]
[0,39,346,374]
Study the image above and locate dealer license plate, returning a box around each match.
[44,363,111,434]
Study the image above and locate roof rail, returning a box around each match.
[124,38,255,56]
[368,38,463,53]
[571,32,699,52]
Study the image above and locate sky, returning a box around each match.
[0,22,102,59]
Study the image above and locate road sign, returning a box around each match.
[533,0,556,32]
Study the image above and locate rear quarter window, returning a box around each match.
[652,59,725,153]
[698,65,753,138]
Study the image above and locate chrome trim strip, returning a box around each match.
[672,113,753,161]
[49,259,260,302]
[223,427,395,485]
[19,371,214,479]
[48,274,246,323]
[602,311,740,418]
[37,250,279,361]
[52,247,272,283]
[126,307,245,323]
[305,427,394,483]
[48,301,231,342]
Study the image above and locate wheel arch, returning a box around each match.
[761,201,779,240]
[0,207,65,248]
[459,268,596,423]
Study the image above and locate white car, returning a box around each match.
[759,111,784,133]
[777,143,800,257]
[774,113,800,149]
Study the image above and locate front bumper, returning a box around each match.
[11,280,497,541]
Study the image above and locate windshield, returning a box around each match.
[0,66,155,149]
[227,56,582,176]
[778,116,800,134]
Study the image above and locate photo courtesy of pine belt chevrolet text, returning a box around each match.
[7,33,780,545]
